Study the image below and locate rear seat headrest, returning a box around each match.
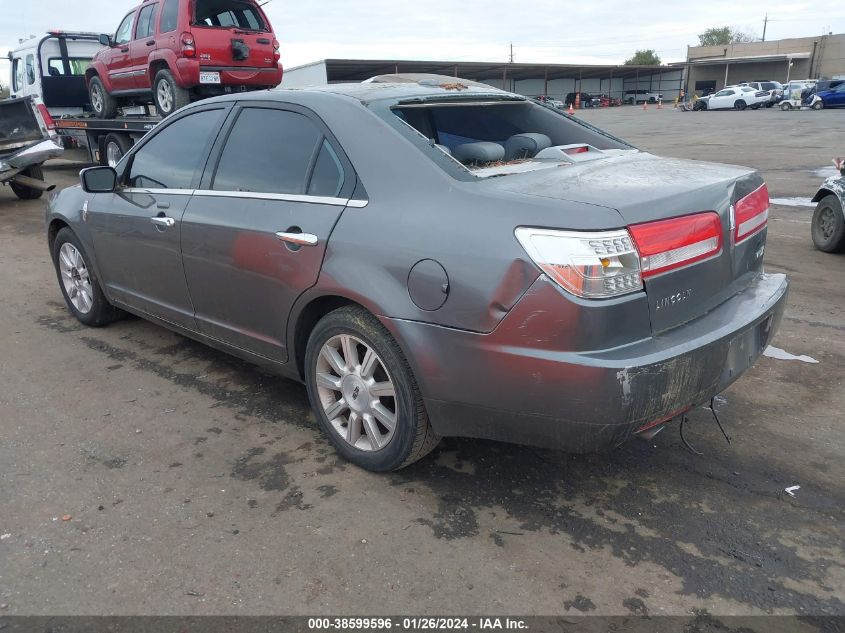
[504,133,552,161]
[453,142,505,165]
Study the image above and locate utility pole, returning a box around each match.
[762,14,768,41]
[509,42,514,63]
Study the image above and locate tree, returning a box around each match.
[624,49,661,66]
[698,26,759,46]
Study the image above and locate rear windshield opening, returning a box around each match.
[392,100,631,172]
[193,0,267,30]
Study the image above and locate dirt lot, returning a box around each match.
[0,106,843,619]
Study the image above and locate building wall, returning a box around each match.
[686,33,845,94]
[280,62,328,88]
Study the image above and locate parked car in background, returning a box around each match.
[534,95,564,109]
[694,86,768,110]
[8,31,103,117]
[810,160,845,252]
[809,81,845,110]
[46,76,787,472]
[564,92,600,107]
[623,89,663,104]
[739,81,783,105]
[0,96,63,198]
[87,0,283,118]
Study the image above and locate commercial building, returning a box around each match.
[685,33,845,94]
[282,59,684,102]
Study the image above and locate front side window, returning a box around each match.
[212,108,322,195]
[115,12,136,45]
[25,55,36,85]
[136,4,158,39]
[12,58,23,92]
[194,0,266,30]
[128,109,225,189]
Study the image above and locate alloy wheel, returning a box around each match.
[58,243,94,314]
[315,334,398,452]
[91,86,103,113]
[157,79,173,113]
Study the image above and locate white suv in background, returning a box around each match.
[739,81,783,106]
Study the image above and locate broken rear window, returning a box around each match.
[390,99,631,177]
[194,0,266,30]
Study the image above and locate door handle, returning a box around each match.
[157,201,171,209]
[275,231,318,247]
[151,216,176,228]
[120,47,129,53]
[146,40,155,46]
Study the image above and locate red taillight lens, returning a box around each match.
[181,32,196,58]
[629,212,723,278]
[734,184,769,243]
[272,38,280,62]
[36,103,56,131]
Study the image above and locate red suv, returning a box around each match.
[87,0,282,118]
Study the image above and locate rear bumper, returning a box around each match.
[385,272,789,453]
[173,59,282,87]
[0,139,63,180]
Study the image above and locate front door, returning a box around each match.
[180,104,356,362]
[106,10,138,91]
[87,105,229,328]
[709,89,735,109]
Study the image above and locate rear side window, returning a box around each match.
[212,108,322,195]
[47,58,92,76]
[128,109,225,189]
[308,140,345,197]
[160,0,179,32]
[194,0,266,30]
[136,3,158,39]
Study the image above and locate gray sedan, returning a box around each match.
[46,76,788,471]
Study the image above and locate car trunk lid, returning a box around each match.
[483,151,769,334]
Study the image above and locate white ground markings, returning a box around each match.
[763,346,820,364]
[770,197,814,207]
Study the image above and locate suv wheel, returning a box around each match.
[153,70,190,117]
[89,76,118,119]
[10,165,46,200]
[811,195,845,253]
[304,306,439,472]
[51,228,124,326]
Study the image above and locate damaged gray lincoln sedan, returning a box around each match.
[46,75,788,471]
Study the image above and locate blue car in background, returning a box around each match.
[811,80,845,109]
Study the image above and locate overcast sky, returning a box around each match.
[2,0,844,85]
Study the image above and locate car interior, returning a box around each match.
[392,100,629,168]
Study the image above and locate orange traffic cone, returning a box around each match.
[657,99,663,109]
[568,104,575,115]
[642,101,648,110]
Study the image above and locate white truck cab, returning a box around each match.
[8,31,103,117]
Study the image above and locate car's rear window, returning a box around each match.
[194,0,266,30]
[390,99,631,176]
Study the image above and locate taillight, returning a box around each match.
[629,212,722,278]
[181,32,196,58]
[36,103,56,131]
[734,184,769,244]
[272,38,280,62]
[515,228,642,299]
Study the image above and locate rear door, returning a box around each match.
[180,102,356,362]
[130,2,158,89]
[191,0,276,73]
[86,104,229,327]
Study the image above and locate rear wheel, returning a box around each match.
[781,102,792,111]
[153,69,190,117]
[101,133,132,167]
[51,228,124,327]
[811,195,845,253]
[304,305,439,472]
[734,100,747,111]
[10,165,45,200]
[751,104,760,110]
[89,76,118,119]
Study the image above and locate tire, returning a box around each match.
[734,100,747,111]
[88,76,118,119]
[153,69,190,117]
[101,133,133,167]
[751,104,760,110]
[694,101,707,111]
[51,228,124,327]
[304,305,439,472]
[10,165,45,200]
[781,102,792,111]
[812,100,824,111]
[811,195,845,253]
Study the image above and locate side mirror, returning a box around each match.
[80,166,118,193]
[98,34,113,47]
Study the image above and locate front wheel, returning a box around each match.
[304,305,439,471]
[10,165,45,200]
[734,100,747,111]
[781,102,792,111]
[101,133,133,167]
[51,228,124,326]
[812,100,824,111]
[88,76,118,119]
[812,195,845,253]
[153,69,191,117]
